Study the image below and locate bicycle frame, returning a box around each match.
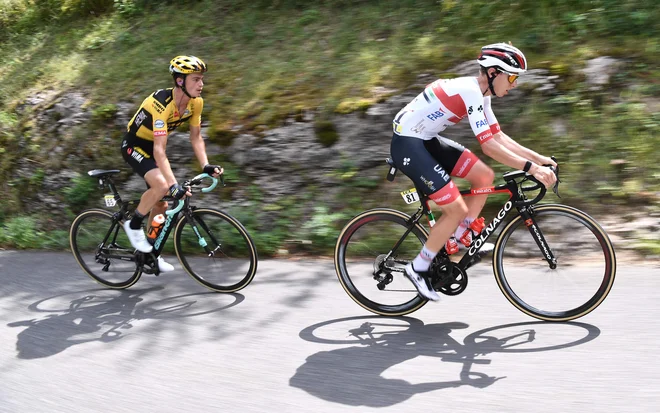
[94,173,221,272]
[404,171,558,270]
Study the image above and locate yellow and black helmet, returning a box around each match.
[169,55,207,75]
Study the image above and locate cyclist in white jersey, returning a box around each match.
[391,43,557,301]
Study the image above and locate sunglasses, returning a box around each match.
[499,70,519,84]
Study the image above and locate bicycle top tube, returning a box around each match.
[384,157,560,209]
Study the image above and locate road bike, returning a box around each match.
[70,169,258,292]
[334,158,616,321]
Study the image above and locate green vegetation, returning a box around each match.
[1,0,659,254]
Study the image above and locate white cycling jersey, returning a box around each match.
[393,77,500,144]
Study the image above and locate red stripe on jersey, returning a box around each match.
[490,123,501,134]
[431,82,468,119]
[477,130,493,144]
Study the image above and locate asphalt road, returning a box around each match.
[1,250,659,412]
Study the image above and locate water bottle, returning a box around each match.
[459,217,486,247]
[147,214,165,241]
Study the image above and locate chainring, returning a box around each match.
[431,262,468,296]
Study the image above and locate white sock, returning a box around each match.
[412,245,437,272]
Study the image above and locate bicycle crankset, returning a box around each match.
[431,263,468,296]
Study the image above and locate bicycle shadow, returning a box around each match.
[7,286,244,360]
[291,316,600,407]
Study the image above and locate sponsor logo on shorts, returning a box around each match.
[457,158,472,176]
[154,119,165,128]
[153,130,167,137]
[420,176,436,191]
[133,146,151,159]
[433,164,449,181]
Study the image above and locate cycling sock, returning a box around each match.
[129,210,146,230]
[412,245,437,272]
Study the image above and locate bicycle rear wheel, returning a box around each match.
[334,209,429,316]
[174,208,257,292]
[69,209,142,288]
[494,204,616,321]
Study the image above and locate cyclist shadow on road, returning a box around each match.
[7,286,244,360]
[291,316,600,407]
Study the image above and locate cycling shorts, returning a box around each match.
[121,133,158,178]
[390,133,479,205]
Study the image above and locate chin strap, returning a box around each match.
[483,70,497,97]
[177,74,195,99]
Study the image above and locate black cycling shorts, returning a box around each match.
[121,133,158,178]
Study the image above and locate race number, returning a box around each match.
[400,188,419,205]
[104,195,117,207]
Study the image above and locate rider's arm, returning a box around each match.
[492,131,556,167]
[152,107,177,187]
[187,98,210,168]
[189,125,209,167]
[480,136,536,172]
[153,134,177,187]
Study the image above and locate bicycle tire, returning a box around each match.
[493,204,616,321]
[173,208,257,292]
[69,208,142,289]
[334,208,430,316]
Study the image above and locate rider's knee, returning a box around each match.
[469,164,495,187]
[153,181,170,198]
[442,198,469,222]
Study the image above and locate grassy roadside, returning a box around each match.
[1,0,659,253]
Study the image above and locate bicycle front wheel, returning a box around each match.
[334,208,429,316]
[174,208,257,292]
[494,204,616,321]
[69,208,142,288]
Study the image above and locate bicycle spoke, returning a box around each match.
[70,209,141,288]
[495,205,615,321]
[335,210,428,315]
[175,209,257,292]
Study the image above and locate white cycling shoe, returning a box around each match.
[123,221,153,253]
[157,256,174,272]
[404,263,441,302]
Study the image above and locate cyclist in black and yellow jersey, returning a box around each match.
[121,55,222,269]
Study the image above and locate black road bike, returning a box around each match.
[334,158,616,321]
[70,169,258,292]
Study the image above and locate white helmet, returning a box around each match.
[477,43,528,74]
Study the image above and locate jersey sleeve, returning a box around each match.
[189,98,203,127]
[483,96,500,134]
[465,91,494,145]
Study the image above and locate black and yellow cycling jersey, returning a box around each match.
[126,88,203,141]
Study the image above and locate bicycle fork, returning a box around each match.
[519,207,558,269]
[187,214,222,257]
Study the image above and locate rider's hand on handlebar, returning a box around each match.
[537,155,557,168]
[169,183,191,199]
[203,164,224,177]
[530,164,557,188]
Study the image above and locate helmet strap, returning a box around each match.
[486,69,498,97]
[177,74,194,99]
